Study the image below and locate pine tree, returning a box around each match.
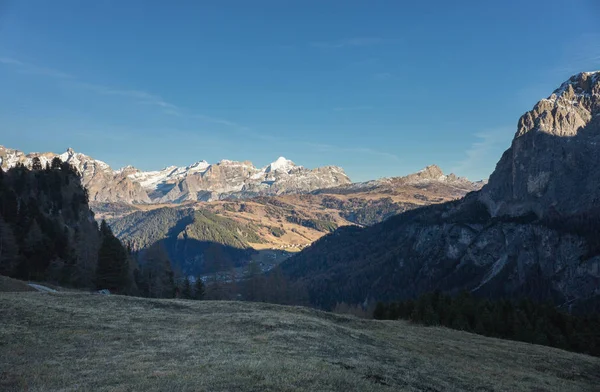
[139,242,175,298]
[22,219,48,280]
[244,261,265,302]
[96,220,129,292]
[51,157,62,170]
[266,266,289,304]
[0,216,19,276]
[182,276,192,299]
[373,302,386,320]
[31,157,43,171]
[194,277,205,300]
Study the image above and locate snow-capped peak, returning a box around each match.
[188,160,210,171]
[57,148,111,171]
[265,156,295,173]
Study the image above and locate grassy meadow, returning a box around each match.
[0,292,598,391]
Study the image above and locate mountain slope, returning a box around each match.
[0,292,597,392]
[109,208,261,275]
[280,71,600,312]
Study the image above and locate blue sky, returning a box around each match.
[0,1,599,181]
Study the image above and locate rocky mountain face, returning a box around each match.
[280,71,600,314]
[0,148,351,203]
[480,71,600,218]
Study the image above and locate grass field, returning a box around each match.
[1,292,599,391]
[0,276,36,293]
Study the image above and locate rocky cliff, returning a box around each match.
[480,71,600,217]
[280,71,600,313]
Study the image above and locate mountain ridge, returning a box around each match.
[0,147,351,203]
[0,145,482,205]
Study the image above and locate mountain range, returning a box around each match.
[0,148,351,203]
[0,143,482,270]
[280,71,600,313]
[103,163,481,275]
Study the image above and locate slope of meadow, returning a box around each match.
[0,292,598,391]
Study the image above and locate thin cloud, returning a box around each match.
[0,56,73,79]
[0,56,248,130]
[71,81,180,112]
[453,128,513,180]
[311,37,384,49]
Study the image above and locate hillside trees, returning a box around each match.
[95,220,131,292]
[135,241,175,298]
[0,165,149,295]
[0,216,18,276]
[193,277,205,300]
[373,291,600,357]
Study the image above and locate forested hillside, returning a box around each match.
[0,158,104,287]
[109,208,261,276]
[0,160,175,297]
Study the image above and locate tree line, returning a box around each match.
[372,291,600,357]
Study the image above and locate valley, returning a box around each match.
[100,165,479,275]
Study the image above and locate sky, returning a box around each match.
[0,1,599,182]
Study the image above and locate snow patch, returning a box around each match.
[265,156,295,173]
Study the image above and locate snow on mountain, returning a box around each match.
[0,144,483,205]
[265,157,296,173]
[125,160,211,190]
[0,146,352,203]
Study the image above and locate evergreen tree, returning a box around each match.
[31,157,43,171]
[0,216,19,276]
[22,219,48,280]
[96,220,129,292]
[51,157,62,170]
[373,302,386,320]
[244,261,265,302]
[194,277,205,300]
[138,242,175,298]
[181,276,192,299]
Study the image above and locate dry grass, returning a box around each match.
[1,292,598,392]
[0,276,36,292]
